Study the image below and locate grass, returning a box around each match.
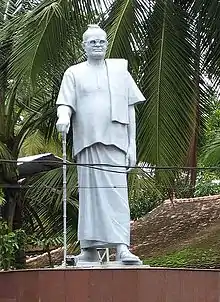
[143,247,220,269]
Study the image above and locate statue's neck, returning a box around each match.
[87,57,105,67]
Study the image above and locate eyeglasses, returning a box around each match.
[86,39,107,46]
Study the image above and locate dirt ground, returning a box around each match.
[131,195,220,259]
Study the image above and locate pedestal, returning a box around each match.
[0,267,219,302]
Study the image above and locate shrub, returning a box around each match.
[195,172,220,197]
[0,220,26,270]
[130,191,163,220]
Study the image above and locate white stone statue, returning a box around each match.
[56,24,145,265]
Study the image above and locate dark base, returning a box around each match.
[0,267,219,302]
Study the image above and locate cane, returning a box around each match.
[62,131,67,267]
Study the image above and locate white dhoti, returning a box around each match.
[77,143,130,249]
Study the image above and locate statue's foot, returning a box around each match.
[74,248,99,263]
[116,250,142,265]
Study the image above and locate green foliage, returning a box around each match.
[199,96,220,166]
[130,190,163,220]
[30,234,63,249]
[144,247,220,268]
[128,167,164,219]
[202,133,220,167]
[195,172,220,197]
[19,129,62,157]
[0,220,27,270]
[202,96,220,144]
[23,166,78,244]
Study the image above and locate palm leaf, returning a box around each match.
[103,0,150,73]
[137,0,196,185]
[6,0,110,85]
[128,166,163,202]
[25,166,78,211]
[23,166,78,243]
[19,130,61,157]
[198,0,220,88]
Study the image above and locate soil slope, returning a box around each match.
[131,195,220,262]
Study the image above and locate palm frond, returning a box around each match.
[128,167,163,202]
[23,166,78,243]
[19,130,59,156]
[198,0,220,88]
[6,0,111,85]
[137,0,196,182]
[25,199,78,244]
[25,166,78,211]
[103,0,150,73]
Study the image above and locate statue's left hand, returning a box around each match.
[126,144,136,172]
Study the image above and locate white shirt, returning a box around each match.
[56,61,145,156]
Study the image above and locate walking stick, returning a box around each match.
[62,131,67,267]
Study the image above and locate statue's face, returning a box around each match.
[83,31,107,60]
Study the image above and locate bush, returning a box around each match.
[130,191,163,220]
[195,172,220,197]
[0,220,26,270]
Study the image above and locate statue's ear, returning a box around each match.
[82,41,85,50]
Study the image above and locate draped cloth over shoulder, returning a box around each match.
[105,58,145,124]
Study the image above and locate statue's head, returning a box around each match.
[82,24,107,60]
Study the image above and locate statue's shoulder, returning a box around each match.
[105,58,128,71]
[65,62,87,75]
[105,58,127,63]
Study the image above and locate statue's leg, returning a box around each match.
[116,244,142,264]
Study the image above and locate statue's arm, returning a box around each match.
[126,71,145,169]
[56,105,72,133]
[56,69,76,134]
[126,105,136,169]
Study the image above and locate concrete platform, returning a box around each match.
[0,267,220,301]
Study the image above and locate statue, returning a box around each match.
[56,24,145,265]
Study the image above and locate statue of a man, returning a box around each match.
[56,24,145,264]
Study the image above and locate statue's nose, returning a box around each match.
[95,41,102,46]
[94,45,102,49]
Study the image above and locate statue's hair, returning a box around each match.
[82,24,107,41]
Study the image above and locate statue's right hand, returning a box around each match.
[56,117,70,134]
